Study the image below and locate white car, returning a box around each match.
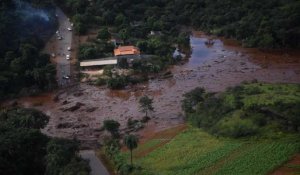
[71,23,74,27]
[51,53,56,57]
[67,27,72,31]
[57,36,63,40]
[63,76,70,79]
[67,47,71,51]
[66,54,70,60]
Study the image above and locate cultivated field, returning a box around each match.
[126,127,300,175]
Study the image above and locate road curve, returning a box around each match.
[79,150,110,175]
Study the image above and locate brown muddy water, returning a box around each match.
[2,31,300,148]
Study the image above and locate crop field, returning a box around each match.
[214,142,299,175]
[129,127,300,175]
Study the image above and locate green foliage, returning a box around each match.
[60,157,90,175]
[0,127,49,175]
[0,108,49,129]
[106,75,128,89]
[103,119,120,138]
[215,142,300,175]
[0,107,89,175]
[124,134,139,166]
[0,1,57,99]
[136,128,242,175]
[124,135,139,151]
[181,87,206,113]
[45,138,80,175]
[103,138,134,175]
[139,96,154,117]
[58,0,299,48]
[0,107,88,175]
[183,83,300,138]
[97,27,111,41]
[133,127,300,175]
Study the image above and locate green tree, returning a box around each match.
[103,120,120,138]
[60,157,90,175]
[139,95,154,117]
[0,108,49,129]
[0,127,49,175]
[181,87,206,113]
[97,27,111,41]
[45,138,79,175]
[123,134,138,166]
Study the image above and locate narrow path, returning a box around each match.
[79,150,110,175]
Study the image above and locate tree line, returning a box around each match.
[56,0,299,49]
[0,0,57,100]
[0,107,90,175]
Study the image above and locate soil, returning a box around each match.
[1,30,299,149]
[270,154,300,175]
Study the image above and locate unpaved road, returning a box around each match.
[79,150,110,175]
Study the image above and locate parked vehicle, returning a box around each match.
[66,54,70,60]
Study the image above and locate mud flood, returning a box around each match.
[3,31,300,148]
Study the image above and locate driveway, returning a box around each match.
[79,150,110,175]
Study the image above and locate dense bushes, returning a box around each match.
[0,1,57,99]
[46,138,90,175]
[182,83,300,138]
[0,108,90,175]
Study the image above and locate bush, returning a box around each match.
[95,78,106,86]
[183,83,300,138]
[215,117,258,138]
[107,76,128,89]
[103,120,120,138]
[61,157,90,175]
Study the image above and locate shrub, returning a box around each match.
[107,76,128,89]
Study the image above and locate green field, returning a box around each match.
[128,127,299,175]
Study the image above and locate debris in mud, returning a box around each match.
[73,91,84,97]
[86,107,98,112]
[161,71,173,79]
[57,122,73,129]
[62,100,70,105]
[62,102,85,112]
[53,95,59,102]
[8,100,18,107]
[72,124,88,129]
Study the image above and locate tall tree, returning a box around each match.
[123,134,138,166]
[139,95,154,117]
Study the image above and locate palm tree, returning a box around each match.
[123,134,138,166]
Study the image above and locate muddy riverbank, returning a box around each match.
[2,31,300,148]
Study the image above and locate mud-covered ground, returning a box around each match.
[4,31,300,148]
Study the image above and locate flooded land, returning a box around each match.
[5,31,300,148]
